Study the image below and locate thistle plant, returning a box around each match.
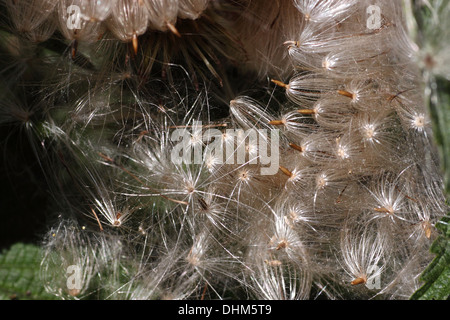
[0,0,448,300]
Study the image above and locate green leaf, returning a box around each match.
[411,216,450,300]
[0,243,56,300]
[415,70,450,301]
[408,0,450,301]
[410,80,450,301]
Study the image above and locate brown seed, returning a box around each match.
[351,277,366,286]
[264,259,282,267]
[167,22,181,38]
[279,166,293,178]
[289,143,303,152]
[198,198,208,211]
[422,221,432,239]
[374,207,394,215]
[337,90,356,100]
[269,119,286,126]
[297,109,316,115]
[68,288,81,297]
[276,240,288,250]
[271,79,290,89]
[132,33,138,54]
[283,40,300,48]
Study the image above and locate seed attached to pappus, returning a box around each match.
[264,259,282,267]
[337,90,356,100]
[132,33,138,54]
[271,79,290,89]
[351,276,367,286]
[283,40,300,48]
[113,212,122,226]
[297,109,316,115]
[374,206,394,215]
[279,166,293,178]
[198,197,209,211]
[421,220,432,239]
[269,119,286,126]
[289,143,303,152]
[276,239,288,250]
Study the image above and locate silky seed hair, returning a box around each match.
[144,0,180,34]
[178,0,209,20]
[107,0,149,48]
[0,0,447,300]
[5,0,57,34]
[339,215,389,290]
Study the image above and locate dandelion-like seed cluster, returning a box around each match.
[0,0,447,299]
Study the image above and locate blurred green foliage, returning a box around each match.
[409,0,450,300]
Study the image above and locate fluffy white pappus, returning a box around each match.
[332,133,365,167]
[142,251,201,300]
[277,164,308,192]
[178,0,209,20]
[2,0,445,301]
[283,20,355,58]
[229,0,304,80]
[293,0,356,24]
[215,163,274,210]
[75,0,117,22]
[141,157,205,207]
[351,109,400,150]
[306,166,358,214]
[108,0,149,51]
[91,191,134,229]
[153,230,237,300]
[403,201,438,245]
[363,1,418,64]
[0,84,51,166]
[247,249,312,300]
[57,0,106,43]
[183,230,236,284]
[349,110,409,171]
[273,73,338,107]
[245,211,312,300]
[291,130,361,167]
[267,211,310,262]
[290,132,332,165]
[183,230,211,270]
[143,0,179,35]
[24,19,57,43]
[67,85,137,129]
[268,110,318,139]
[286,0,408,69]
[201,127,238,170]
[191,187,237,234]
[376,250,431,300]
[40,220,105,299]
[364,171,414,225]
[395,99,432,138]
[312,167,351,196]
[5,0,56,35]
[338,79,373,105]
[318,33,401,78]
[126,123,241,223]
[300,95,357,130]
[390,169,447,245]
[288,41,392,79]
[339,217,389,291]
[273,196,326,234]
[0,86,38,130]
